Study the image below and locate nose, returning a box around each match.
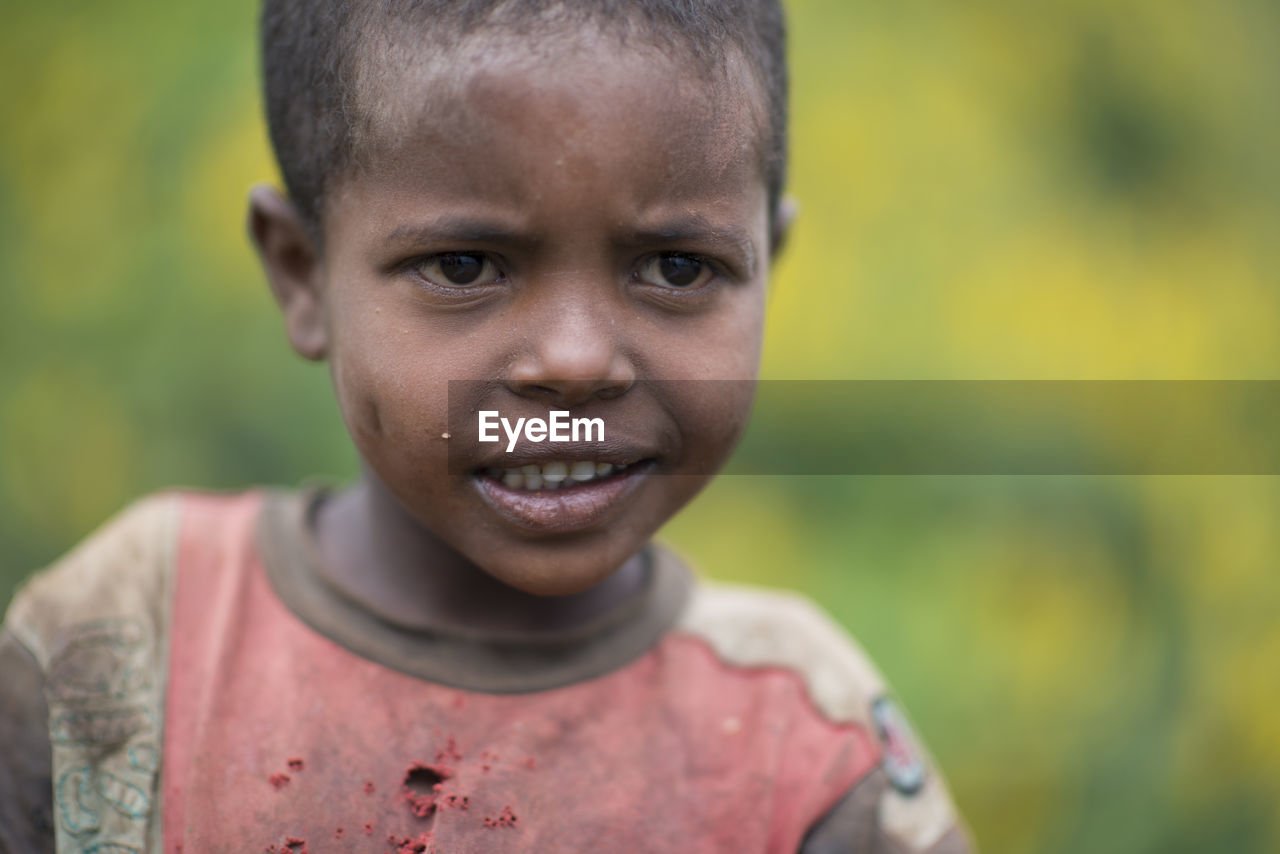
[505,289,635,407]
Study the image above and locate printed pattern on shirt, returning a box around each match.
[4,494,181,854]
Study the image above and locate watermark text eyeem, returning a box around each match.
[478,410,605,452]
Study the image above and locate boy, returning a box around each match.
[0,0,973,851]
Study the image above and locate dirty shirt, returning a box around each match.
[0,489,972,854]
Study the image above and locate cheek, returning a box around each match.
[731,299,767,371]
[633,283,764,380]
[663,379,756,474]
[328,312,450,461]
[678,287,766,378]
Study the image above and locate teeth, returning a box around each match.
[490,460,628,491]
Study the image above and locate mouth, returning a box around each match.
[472,458,656,533]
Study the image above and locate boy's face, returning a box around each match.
[259,31,775,595]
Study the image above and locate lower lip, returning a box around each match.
[473,462,654,534]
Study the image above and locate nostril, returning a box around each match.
[595,384,628,401]
[526,384,561,400]
[508,378,631,408]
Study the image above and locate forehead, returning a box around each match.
[330,27,768,236]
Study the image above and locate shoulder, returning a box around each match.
[1,488,267,853]
[674,576,975,853]
[675,578,886,727]
[4,491,184,668]
[4,487,270,666]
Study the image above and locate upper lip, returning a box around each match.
[469,438,658,471]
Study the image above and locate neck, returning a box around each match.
[312,468,649,637]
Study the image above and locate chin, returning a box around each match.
[479,545,635,597]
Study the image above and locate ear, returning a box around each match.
[768,195,799,261]
[248,184,328,361]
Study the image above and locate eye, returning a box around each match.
[410,252,503,287]
[637,253,716,289]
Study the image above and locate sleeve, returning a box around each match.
[0,627,56,854]
[675,580,975,853]
[792,668,975,854]
[763,594,973,853]
[1,492,181,854]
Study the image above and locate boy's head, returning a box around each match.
[251,0,791,597]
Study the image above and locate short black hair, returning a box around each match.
[260,0,787,242]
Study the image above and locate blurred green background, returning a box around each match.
[2,1,1278,851]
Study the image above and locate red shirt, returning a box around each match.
[2,489,971,853]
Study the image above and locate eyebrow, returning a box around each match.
[626,215,758,278]
[382,217,538,250]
